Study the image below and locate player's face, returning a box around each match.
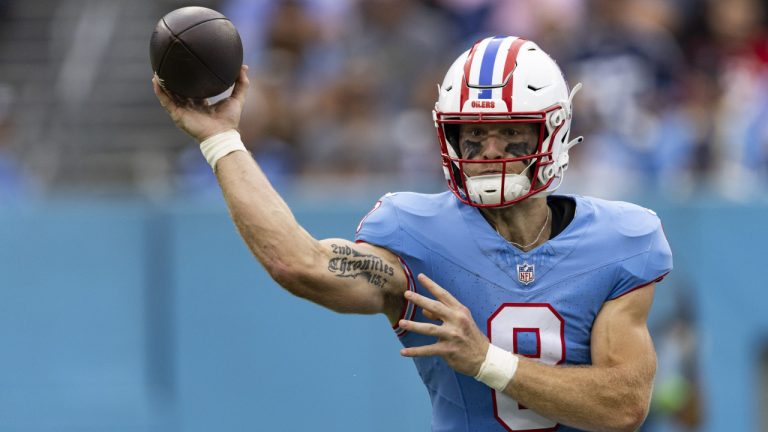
[458,122,540,177]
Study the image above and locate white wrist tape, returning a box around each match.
[199,129,247,170]
[474,344,519,391]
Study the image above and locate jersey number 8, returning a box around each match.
[488,304,565,431]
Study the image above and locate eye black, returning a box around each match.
[461,140,482,158]
[505,142,535,157]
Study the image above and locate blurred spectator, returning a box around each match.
[698,0,768,199]
[297,59,394,179]
[223,0,352,85]
[564,0,693,198]
[0,0,9,19]
[292,0,452,182]
[484,0,586,61]
[427,0,493,43]
[176,73,297,196]
[339,0,453,111]
[645,278,703,431]
[205,0,455,189]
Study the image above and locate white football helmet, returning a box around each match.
[434,36,583,207]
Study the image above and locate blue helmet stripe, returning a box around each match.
[477,37,504,99]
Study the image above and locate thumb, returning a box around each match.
[153,75,177,113]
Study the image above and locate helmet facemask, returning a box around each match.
[436,110,563,207]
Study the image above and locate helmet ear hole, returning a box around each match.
[544,165,555,180]
[548,110,564,129]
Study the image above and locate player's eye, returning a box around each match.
[469,128,484,137]
[502,128,519,136]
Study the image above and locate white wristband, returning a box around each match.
[474,344,519,391]
[199,129,247,171]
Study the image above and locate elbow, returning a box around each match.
[264,261,367,315]
[264,259,306,294]
[609,418,643,432]
[258,239,325,296]
[601,367,654,432]
[614,414,647,432]
[608,401,649,432]
[624,403,650,432]
[590,384,651,432]
[264,258,331,304]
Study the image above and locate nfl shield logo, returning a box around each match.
[517,262,535,285]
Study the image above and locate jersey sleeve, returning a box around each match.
[609,215,673,300]
[354,194,418,337]
[354,193,403,256]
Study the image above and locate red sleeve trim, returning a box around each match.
[610,271,669,301]
[392,257,417,338]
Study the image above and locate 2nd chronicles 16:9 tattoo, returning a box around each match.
[328,244,395,289]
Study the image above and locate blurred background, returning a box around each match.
[1,0,767,430]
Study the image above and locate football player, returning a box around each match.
[154,36,672,432]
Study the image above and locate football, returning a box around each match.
[149,6,243,99]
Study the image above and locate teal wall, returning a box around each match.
[0,197,765,431]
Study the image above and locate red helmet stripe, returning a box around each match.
[459,41,481,112]
[501,38,527,111]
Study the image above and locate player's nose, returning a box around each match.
[480,135,507,159]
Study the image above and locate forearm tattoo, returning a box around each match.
[327,244,395,289]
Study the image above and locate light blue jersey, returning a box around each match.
[355,192,672,432]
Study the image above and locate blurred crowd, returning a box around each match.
[180,0,768,200]
[3,0,768,201]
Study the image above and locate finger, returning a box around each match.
[176,94,198,108]
[423,308,438,321]
[398,319,444,337]
[230,65,250,106]
[152,75,175,111]
[405,290,450,318]
[167,92,188,108]
[400,343,444,358]
[417,273,460,307]
[189,97,211,109]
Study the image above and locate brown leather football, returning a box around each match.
[150,6,243,99]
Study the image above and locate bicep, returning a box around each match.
[591,284,657,374]
[299,238,407,319]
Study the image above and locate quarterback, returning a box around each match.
[154,36,672,432]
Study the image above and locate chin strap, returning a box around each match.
[465,160,537,205]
